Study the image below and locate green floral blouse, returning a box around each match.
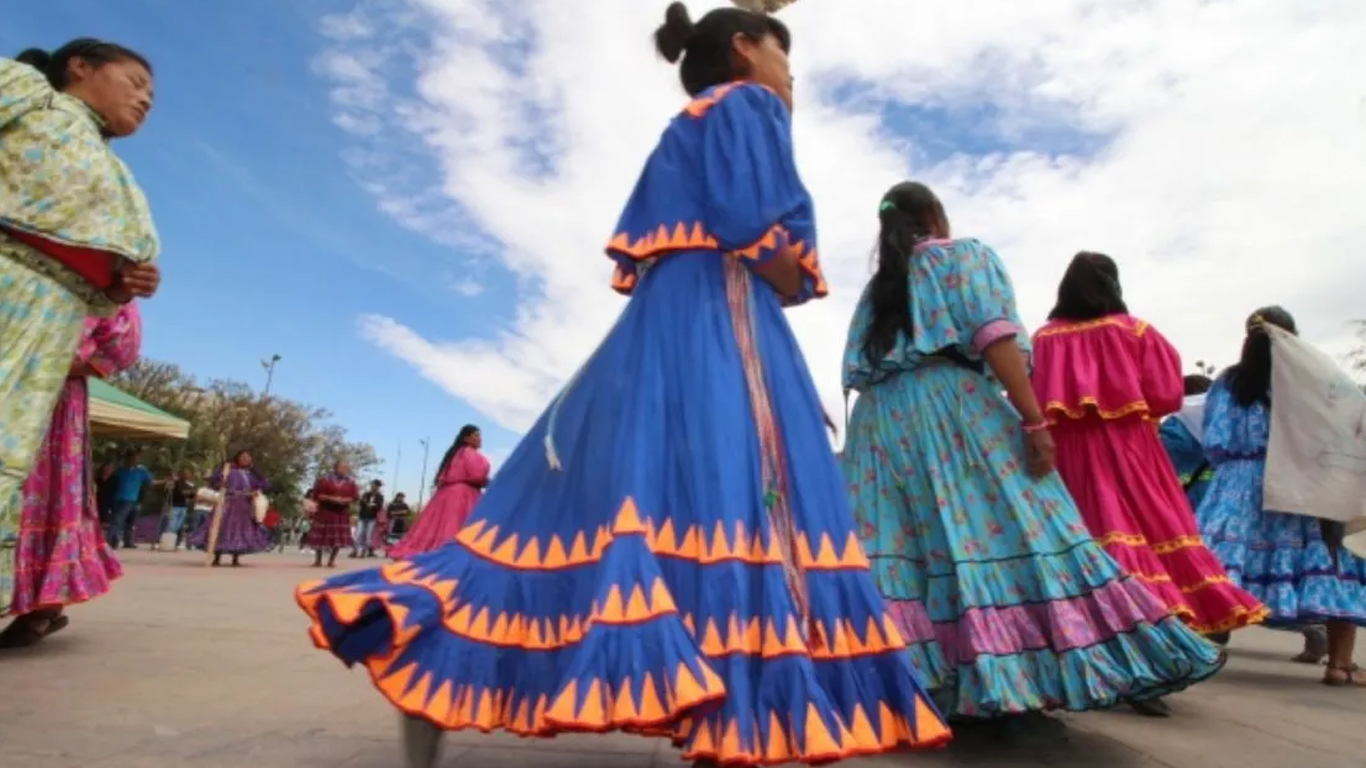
[0,57,159,313]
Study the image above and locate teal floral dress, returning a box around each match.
[839,237,1225,717]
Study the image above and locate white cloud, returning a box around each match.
[320,0,1366,435]
[450,277,484,297]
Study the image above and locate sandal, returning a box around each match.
[1293,626,1329,664]
[0,614,53,649]
[44,614,70,637]
[1321,664,1366,687]
[1128,699,1172,718]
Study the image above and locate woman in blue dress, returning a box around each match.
[1158,374,1215,512]
[1194,306,1366,685]
[1162,374,1329,661]
[295,5,949,767]
[840,181,1225,722]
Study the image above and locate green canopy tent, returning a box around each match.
[88,378,191,440]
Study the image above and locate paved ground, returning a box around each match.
[3,549,1365,768]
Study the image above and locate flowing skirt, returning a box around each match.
[1052,419,1267,634]
[188,498,270,555]
[1,256,89,616]
[1197,456,1366,626]
[11,376,122,615]
[304,510,355,550]
[842,363,1225,718]
[386,482,480,559]
[296,254,949,765]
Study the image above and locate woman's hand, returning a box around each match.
[1024,428,1056,479]
[116,262,161,299]
[751,253,805,300]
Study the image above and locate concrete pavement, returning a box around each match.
[3,548,1364,768]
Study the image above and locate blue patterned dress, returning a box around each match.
[296,82,949,764]
[840,237,1224,718]
[1195,376,1366,626]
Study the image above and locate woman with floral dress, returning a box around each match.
[841,181,1225,723]
[1195,306,1366,686]
[1,40,160,615]
[0,303,141,647]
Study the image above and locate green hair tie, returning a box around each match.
[879,200,896,213]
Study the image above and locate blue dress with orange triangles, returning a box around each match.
[295,81,951,765]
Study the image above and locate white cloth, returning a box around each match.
[1175,394,1207,443]
[192,487,220,511]
[1261,325,1366,556]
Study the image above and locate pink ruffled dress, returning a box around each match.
[1031,313,1268,634]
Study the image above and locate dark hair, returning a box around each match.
[654,2,790,96]
[1183,374,1213,396]
[15,38,151,91]
[230,448,252,466]
[1224,305,1296,408]
[860,181,947,368]
[304,489,316,500]
[433,424,480,485]
[1048,251,1128,321]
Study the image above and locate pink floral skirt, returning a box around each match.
[11,378,122,616]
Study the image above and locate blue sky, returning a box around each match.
[6,0,509,494]
[9,1,1360,496]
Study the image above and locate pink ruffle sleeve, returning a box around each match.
[76,301,142,378]
[1137,323,1184,417]
[1031,313,1181,423]
[971,318,1021,353]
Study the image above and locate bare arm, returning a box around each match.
[982,336,1055,478]
[982,338,1044,424]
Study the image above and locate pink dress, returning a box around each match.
[387,448,489,559]
[10,304,140,616]
[1031,313,1268,634]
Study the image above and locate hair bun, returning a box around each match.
[654,2,695,64]
[14,48,52,72]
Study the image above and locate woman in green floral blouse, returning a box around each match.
[0,39,161,616]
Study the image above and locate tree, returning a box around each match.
[95,358,382,519]
[309,424,383,482]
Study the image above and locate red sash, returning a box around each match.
[4,227,117,289]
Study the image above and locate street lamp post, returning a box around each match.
[417,438,430,509]
[261,354,282,395]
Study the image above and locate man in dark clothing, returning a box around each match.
[386,493,412,538]
[158,468,197,551]
[352,480,385,558]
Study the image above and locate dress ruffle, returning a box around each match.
[1033,315,1173,421]
[297,252,950,764]
[842,362,1226,717]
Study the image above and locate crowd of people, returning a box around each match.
[1,6,1363,768]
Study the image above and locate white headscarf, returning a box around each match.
[1174,393,1206,444]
